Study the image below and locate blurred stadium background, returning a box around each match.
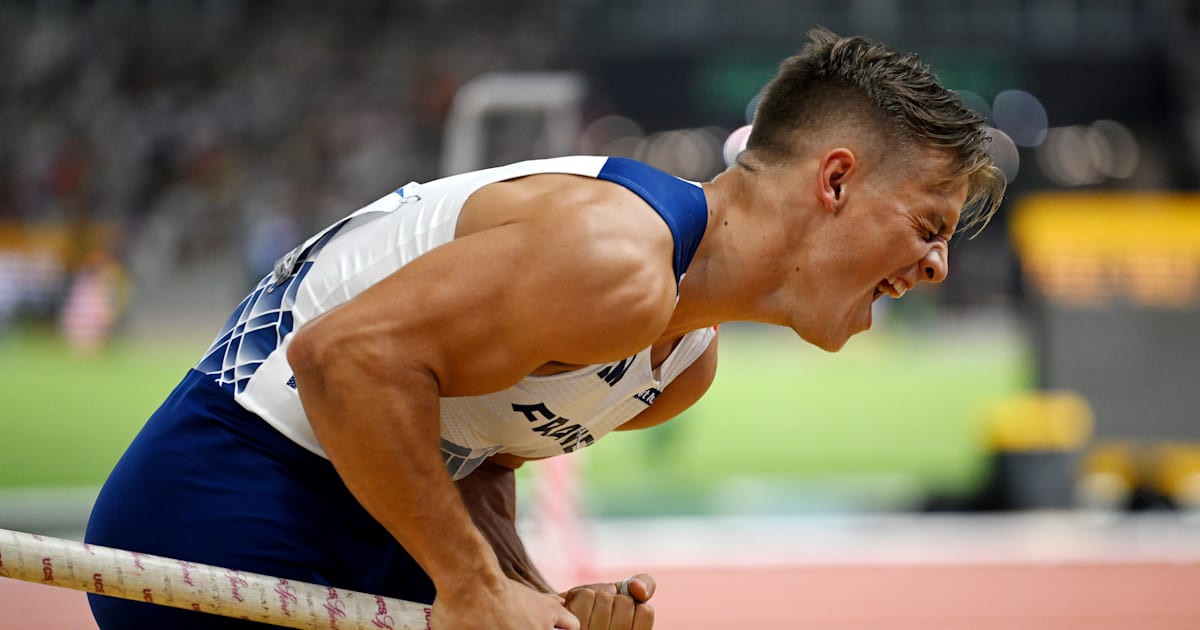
[2,1,1200,627]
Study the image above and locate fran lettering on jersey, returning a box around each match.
[511,402,595,453]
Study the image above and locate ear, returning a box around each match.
[817,148,856,214]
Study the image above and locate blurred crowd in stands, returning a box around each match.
[0,2,570,342]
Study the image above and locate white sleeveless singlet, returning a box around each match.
[196,156,714,480]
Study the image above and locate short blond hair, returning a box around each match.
[748,28,1005,234]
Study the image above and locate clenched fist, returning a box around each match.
[561,574,656,630]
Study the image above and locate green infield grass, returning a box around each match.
[2,320,1030,515]
[1,328,206,488]
[578,323,1031,514]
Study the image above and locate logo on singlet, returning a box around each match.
[596,358,633,387]
[634,387,660,405]
[511,402,595,453]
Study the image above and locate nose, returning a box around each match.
[921,244,949,284]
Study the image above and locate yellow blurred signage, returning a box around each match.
[1010,193,1200,309]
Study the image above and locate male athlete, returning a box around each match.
[86,28,1004,630]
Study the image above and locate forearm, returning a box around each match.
[457,461,556,594]
[292,355,504,595]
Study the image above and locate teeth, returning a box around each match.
[886,276,908,299]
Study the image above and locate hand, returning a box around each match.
[433,576,580,630]
[561,574,656,630]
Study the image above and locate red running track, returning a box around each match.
[4,562,1199,629]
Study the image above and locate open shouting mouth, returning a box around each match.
[873,276,909,300]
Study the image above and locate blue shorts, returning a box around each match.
[84,369,436,629]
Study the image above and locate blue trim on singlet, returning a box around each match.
[195,264,308,395]
[195,209,386,395]
[597,157,709,284]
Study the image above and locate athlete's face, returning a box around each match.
[792,148,966,351]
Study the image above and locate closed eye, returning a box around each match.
[922,214,952,243]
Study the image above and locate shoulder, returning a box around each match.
[459,166,678,275]
[459,170,681,357]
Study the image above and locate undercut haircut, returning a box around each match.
[747,27,1005,234]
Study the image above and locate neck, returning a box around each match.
[665,164,796,336]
